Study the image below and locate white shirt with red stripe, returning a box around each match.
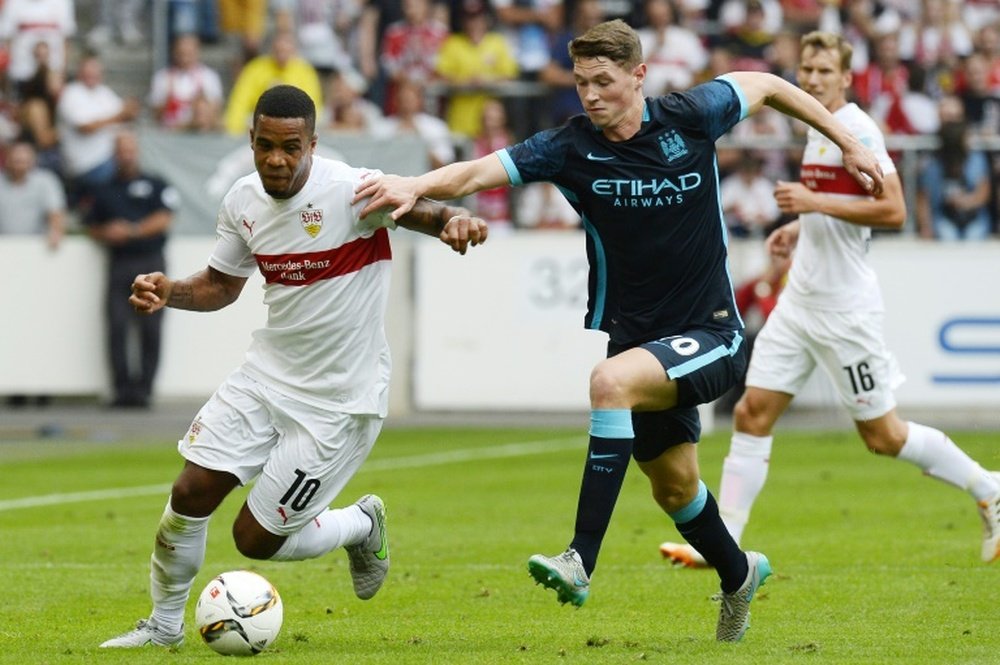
[209,156,397,415]
[783,103,896,312]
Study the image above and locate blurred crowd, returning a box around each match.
[1,0,1000,238]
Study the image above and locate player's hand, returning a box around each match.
[765,219,799,259]
[130,272,172,314]
[841,140,884,197]
[354,174,420,221]
[441,215,488,254]
[773,181,819,215]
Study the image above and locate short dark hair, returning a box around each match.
[253,85,316,135]
[569,19,643,70]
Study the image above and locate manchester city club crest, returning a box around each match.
[658,130,689,163]
[300,203,323,237]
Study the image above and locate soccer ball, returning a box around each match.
[194,570,283,656]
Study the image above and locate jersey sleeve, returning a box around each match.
[208,198,258,278]
[497,127,567,186]
[654,78,745,142]
[353,167,398,233]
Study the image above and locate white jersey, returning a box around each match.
[209,156,396,415]
[782,103,897,312]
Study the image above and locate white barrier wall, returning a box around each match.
[411,233,1000,411]
[2,235,998,414]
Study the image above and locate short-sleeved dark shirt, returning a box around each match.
[498,76,749,346]
[84,174,174,257]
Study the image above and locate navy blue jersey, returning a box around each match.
[498,77,749,345]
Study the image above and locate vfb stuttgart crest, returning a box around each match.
[300,204,323,237]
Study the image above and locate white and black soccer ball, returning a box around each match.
[194,570,283,656]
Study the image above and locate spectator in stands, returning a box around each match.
[717,0,782,38]
[324,68,385,132]
[717,0,777,72]
[0,141,66,248]
[273,0,366,87]
[149,34,224,133]
[217,0,268,66]
[778,0,824,32]
[471,98,513,227]
[515,181,581,229]
[972,21,1000,93]
[83,130,178,409]
[374,78,454,167]
[870,62,941,136]
[0,0,75,93]
[638,0,708,95]
[852,29,909,110]
[224,30,324,135]
[492,0,563,81]
[379,0,449,115]
[956,51,1000,136]
[87,0,144,47]
[898,0,973,95]
[917,116,993,240]
[726,106,795,182]
[818,0,880,73]
[539,0,605,126]
[434,0,519,138]
[15,40,63,173]
[719,150,782,238]
[768,30,801,85]
[56,53,141,203]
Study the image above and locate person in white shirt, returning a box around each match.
[56,54,140,197]
[637,0,708,95]
[660,30,1000,569]
[0,0,75,92]
[99,85,488,650]
[148,34,224,132]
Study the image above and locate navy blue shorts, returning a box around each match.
[608,327,747,462]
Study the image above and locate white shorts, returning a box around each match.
[746,299,904,420]
[179,369,384,535]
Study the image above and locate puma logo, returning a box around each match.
[242,218,256,236]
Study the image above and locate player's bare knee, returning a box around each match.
[650,476,699,514]
[589,363,628,406]
[732,395,766,434]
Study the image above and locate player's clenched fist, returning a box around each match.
[130,272,172,314]
[441,215,488,255]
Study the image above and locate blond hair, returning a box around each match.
[800,30,853,73]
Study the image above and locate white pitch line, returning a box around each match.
[0,436,583,513]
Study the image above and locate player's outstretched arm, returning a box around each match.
[130,267,248,314]
[395,200,489,255]
[725,72,884,197]
[355,154,510,221]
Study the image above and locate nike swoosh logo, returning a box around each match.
[373,506,388,560]
[589,452,619,460]
[586,152,615,161]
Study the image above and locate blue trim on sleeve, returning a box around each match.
[712,154,744,329]
[716,74,749,121]
[495,149,522,185]
[589,409,635,439]
[669,480,707,524]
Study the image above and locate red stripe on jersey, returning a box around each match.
[799,164,871,196]
[255,228,391,286]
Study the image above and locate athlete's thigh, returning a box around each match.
[247,398,384,536]
[639,327,747,409]
[179,369,279,485]
[745,300,816,395]
[806,309,902,420]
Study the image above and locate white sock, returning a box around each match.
[270,505,371,561]
[897,422,1000,501]
[718,431,773,545]
[149,500,209,635]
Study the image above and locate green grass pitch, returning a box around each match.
[1,426,999,664]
